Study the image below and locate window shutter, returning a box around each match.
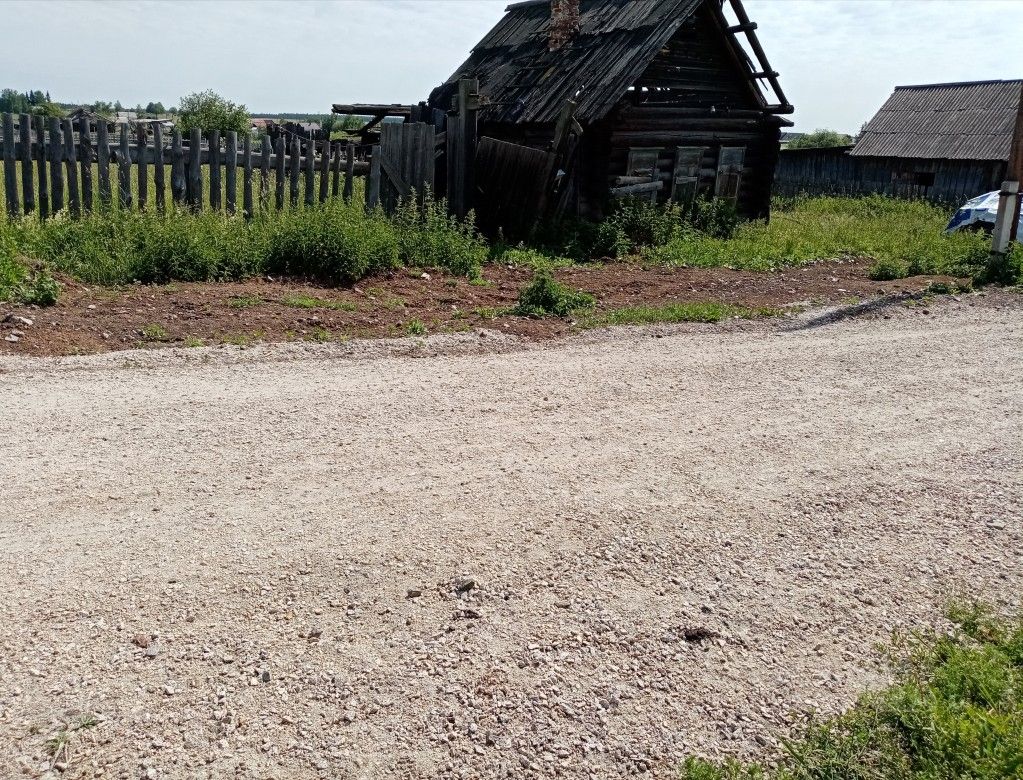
[714,146,745,201]
[672,147,707,203]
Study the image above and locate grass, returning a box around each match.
[227,295,262,308]
[405,318,427,335]
[646,196,1003,281]
[585,301,780,327]
[681,603,1023,780]
[2,191,1020,311]
[281,293,356,311]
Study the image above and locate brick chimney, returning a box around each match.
[549,0,581,51]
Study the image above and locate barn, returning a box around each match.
[775,80,1023,203]
[427,0,793,223]
[849,80,1023,202]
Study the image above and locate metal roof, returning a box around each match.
[851,79,1023,161]
[430,0,765,125]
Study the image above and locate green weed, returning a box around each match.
[227,295,262,309]
[140,323,169,342]
[281,293,356,311]
[681,603,1023,780]
[405,318,427,336]
[515,269,595,317]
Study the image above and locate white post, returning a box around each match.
[990,180,1020,256]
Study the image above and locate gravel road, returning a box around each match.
[1,293,1021,780]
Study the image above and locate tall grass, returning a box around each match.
[646,196,996,280]
[0,193,487,292]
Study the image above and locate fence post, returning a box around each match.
[136,124,148,211]
[96,120,110,208]
[289,134,300,208]
[318,140,330,203]
[274,135,285,210]
[48,117,64,213]
[171,130,185,206]
[118,125,131,209]
[242,133,253,218]
[35,116,48,219]
[225,130,238,215]
[449,78,479,219]
[304,138,315,207]
[344,142,355,202]
[19,113,35,215]
[209,130,221,211]
[366,146,381,210]
[79,117,93,213]
[2,113,19,218]
[331,143,341,197]
[154,123,165,212]
[62,118,81,219]
[260,135,271,210]
[187,128,202,211]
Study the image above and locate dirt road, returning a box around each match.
[2,293,1021,779]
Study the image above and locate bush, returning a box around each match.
[515,269,595,317]
[177,90,250,135]
[264,202,399,285]
[869,258,910,281]
[681,604,1023,780]
[393,193,488,278]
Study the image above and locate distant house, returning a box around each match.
[427,0,793,221]
[775,79,1023,202]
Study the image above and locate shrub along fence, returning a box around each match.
[0,112,370,219]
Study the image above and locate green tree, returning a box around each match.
[176,90,249,134]
[144,101,166,117]
[32,101,65,118]
[0,88,30,114]
[92,100,115,119]
[787,129,853,149]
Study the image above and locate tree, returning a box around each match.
[177,90,250,134]
[144,101,165,117]
[786,129,853,149]
[92,100,115,119]
[0,88,30,114]
[32,101,65,118]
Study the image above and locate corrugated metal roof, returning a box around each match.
[851,80,1023,161]
[429,0,738,125]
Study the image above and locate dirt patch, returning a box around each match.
[0,258,959,357]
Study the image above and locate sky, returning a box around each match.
[1,0,1021,133]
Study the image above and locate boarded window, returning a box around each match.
[714,146,746,201]
[671,147,707,203]
[626,148,661,203]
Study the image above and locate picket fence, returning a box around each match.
[0,112,368,219]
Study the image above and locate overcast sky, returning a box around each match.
[1,0,1020,133]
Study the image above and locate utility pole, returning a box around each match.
[989,82,1023,280]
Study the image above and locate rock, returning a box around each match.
[406,589,423,599]
[4,334,19,343]
[221,655,235,664]
[132,633,151,648]
[145,645,159,658]
[162,685,175,696]
[260,670,271,683]
[454,578,476,594]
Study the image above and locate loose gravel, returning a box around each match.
[1,292,1021,779]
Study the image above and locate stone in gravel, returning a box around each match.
[132,633,151,648]
[260,670,271,683]
[221,655,235,664]
[406,589,423,599]
[454,578,476,594]
[5,333,21,342]
[145,645,159,658]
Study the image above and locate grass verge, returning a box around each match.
[681,603,1023,780]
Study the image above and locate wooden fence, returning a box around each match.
[1,113,369,219]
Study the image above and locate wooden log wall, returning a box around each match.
[773,147,1006,205]
[0,113,369,220]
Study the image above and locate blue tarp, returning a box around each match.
[945,191,1023,240]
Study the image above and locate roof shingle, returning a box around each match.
[851,80,1023,161]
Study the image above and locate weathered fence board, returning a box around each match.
[49,118,64,213]
[3,113,18,217]
[243,134,253,218]
[376,121,435,213]
[289,134,300,208]
[153,123,165,212]
[20,113,34,214]
[97,120,110,208]
[36,117,48,219]
[80,120,93,213]
[118,126,131,209]
[209,130,221,212]
[136,125,148,210]
[225,131,238,215]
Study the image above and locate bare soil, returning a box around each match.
[1,290,1020,779]
[0,258,958,356]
